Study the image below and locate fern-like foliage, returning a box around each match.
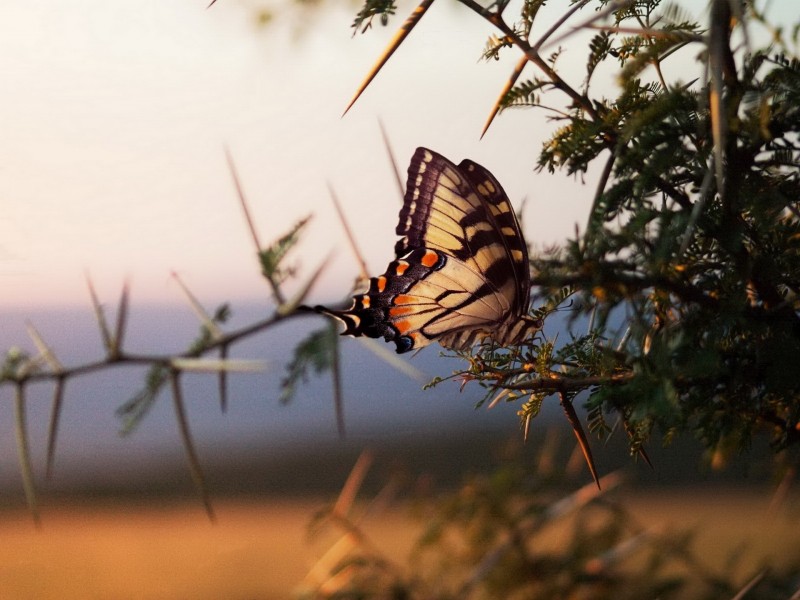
[280,322,337,404]
[410,0,800,461]
[259,215,310,291]
[116,364,170,435]
[351,0,397,33]
[501,77,550,109]
[335,0,800,467]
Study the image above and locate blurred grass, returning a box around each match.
[0,489,796,600]
[0,428,796,598]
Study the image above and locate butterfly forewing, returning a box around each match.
[459,158,531,316]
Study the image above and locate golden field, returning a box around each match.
[0,487,797,600]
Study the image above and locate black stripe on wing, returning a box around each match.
[459,158,531,315]
[395,148,488,259]
[316,147,539,354]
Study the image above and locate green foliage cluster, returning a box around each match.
[274,0,800,479]
[333,0,800,467]
[527,3,800,459]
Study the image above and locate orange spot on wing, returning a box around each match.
[360,295,370,308]
[393,294,415,305]
[421,250,439,268]
[395,261,409,276]
[389,306,414,316]
[376,276,387,292]
[394,318,412,334]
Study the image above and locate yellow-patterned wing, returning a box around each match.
[317,147,540,353]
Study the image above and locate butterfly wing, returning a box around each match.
[318,147,537,353]
[457,157,531,317]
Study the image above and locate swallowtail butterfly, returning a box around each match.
[316,147,541,353]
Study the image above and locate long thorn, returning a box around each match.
[112,279,130,357]
[328,184,370,283]
[170,370,215,521]
[14,385,41,526]
[481,55,528,139]
[218,344,229,413]
[224,147,287,305]
[330,322,346,439]
[86,274,112,352]
[171,271,223,339]
[377,118,404,201]
[559,391,600,489]
[45,376,66,481]
[26,321,63,373]
[224,145,263,253]
[343,0,435,116]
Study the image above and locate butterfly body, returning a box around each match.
[317,147,540,354]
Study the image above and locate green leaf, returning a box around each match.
[117,364,169,435]
[259,216,311,288]
[280,324,337,404]
[352,0,397,33]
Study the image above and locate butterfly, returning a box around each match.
[315,147,541,354]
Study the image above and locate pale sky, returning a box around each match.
[0,1,792,310]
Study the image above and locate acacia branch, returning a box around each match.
[1,310,306,388]
[501,372,634,392]
[455,0,600,122]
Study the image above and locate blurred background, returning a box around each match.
[0,1,798,598]
[0,0,610,491]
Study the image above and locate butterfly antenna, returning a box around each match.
[343,0,435,116]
